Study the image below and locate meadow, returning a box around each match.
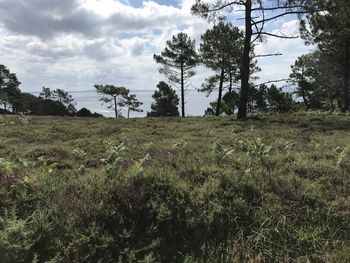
[0,113,349,262]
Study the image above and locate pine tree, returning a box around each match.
[154,33,198,117]
[148,81,180,117]
[199,22,243,116]
[95,85,129,119]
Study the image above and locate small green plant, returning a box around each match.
[101,142,126,165]
[127,154,151,176]
[212,142,234,166]
[72,148,87,160]
[239,137,271,162]
[0,158,13,174]
[172,139,189,149]
[276,139,295,155]
[336,146,350,167]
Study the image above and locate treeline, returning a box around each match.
[0,65,101,118]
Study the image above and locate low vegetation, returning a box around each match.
[0,112,349,262]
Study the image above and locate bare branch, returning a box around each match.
[253,53,283,58]
[206,1,244,13]
[254,8,332,25]
[253,32,299,39]
[252,5,309,12]
[251,1,265,44]
[254,78,290,87]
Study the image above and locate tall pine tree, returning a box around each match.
[154,33,198,117]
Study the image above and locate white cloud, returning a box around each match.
[0,0,309,96]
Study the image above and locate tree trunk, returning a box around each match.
[216,68,225,116]
[114,96,118,119]
[181,64,185,117]
[343,40,350,112]
[237,0,252,120]
[228,70,233,115]
[301,68,310,108]
[127,108,130,119]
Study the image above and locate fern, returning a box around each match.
[212,142,234,166]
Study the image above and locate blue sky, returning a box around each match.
[0,0,312,93]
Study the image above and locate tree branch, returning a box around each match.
[253,32,299,39]
[253,53,283,58]
[254,78,290,87]
[206,1,244,13]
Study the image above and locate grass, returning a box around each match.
[0,112,349,262]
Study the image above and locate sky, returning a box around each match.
[0,0,313,93]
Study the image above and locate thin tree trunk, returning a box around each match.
[114,96,118,119]
[181,64,185,117]
[228,70,233,115]
[343,40,350,112]
[128,108,130,119]
[301,68,310,108]
[237,0,252,120]
[216,69,225,116]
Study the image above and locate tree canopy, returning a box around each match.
[148,81,180,117]
[199,22,244,115]
[95,85,130,119]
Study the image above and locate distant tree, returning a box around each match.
[255,85,268,112]
[199,22,243,116]
[77,107,103,118]
[289,52,339,109]
[120,94,143,119]
[18,93,39,114]
[52,89,74,105]
[67,104,77,116]
[148,81,180,117]
[290,54,318,108]
[94,85,130,119]
[40,87,52,100]
[209,89,240,116]
[0,65,21,112]
[154,33,198,117]
[204,107,215,116]
[222,89,240,114]
[246,84,268,112]
[266,85,294,113]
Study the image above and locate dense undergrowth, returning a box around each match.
[0,112,349,262]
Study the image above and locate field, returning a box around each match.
[0,113,349,262]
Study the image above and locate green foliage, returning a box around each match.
[199,22,244,115]
[0,64,21,113]
[0,113,349,262]
[300,0,350,111]
[212,143,234,166]
[266,85,294,113]
[154,32,198,117]
[76,107,103,118]
[289,52,339,110]
[0,79,92,117]
[0,215,33,263]
[122,94,143,119]
[148,81,180,117]
[95,84,130,119]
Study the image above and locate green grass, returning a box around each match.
[0,112,349,262]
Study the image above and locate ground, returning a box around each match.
[0,112,349,262]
